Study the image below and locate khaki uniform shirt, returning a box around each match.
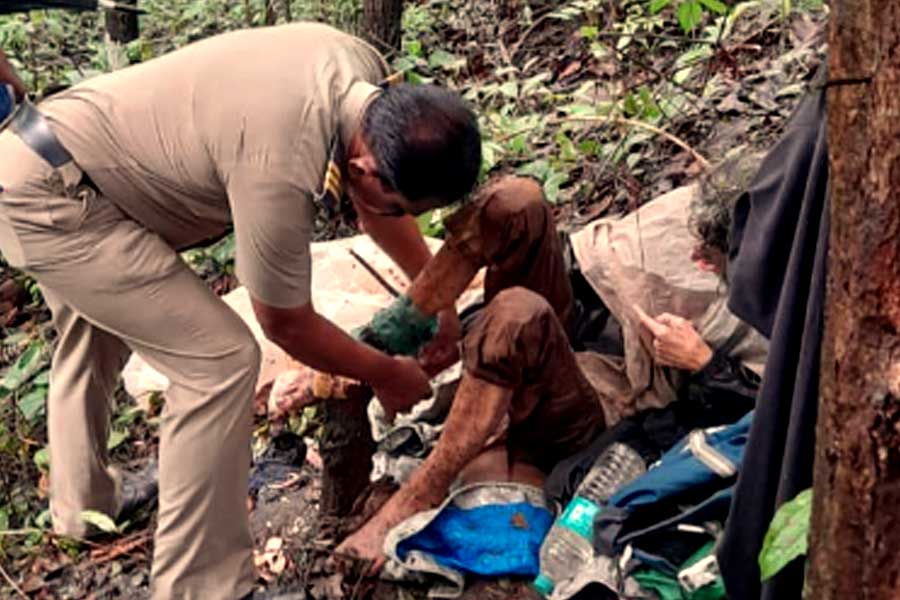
[41,23,389,308]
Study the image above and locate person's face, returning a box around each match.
[345,147,439,218]
[690,242,725,275]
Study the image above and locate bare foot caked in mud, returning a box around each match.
[334,518,390,576]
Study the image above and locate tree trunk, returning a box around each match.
[805,2,900,598]
[319,389,377,518]
[264,0,277,25]
[103,0,138,71]
[105,0,139,44]
[362,0,403,53]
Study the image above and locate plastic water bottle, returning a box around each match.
[533,442,646,598]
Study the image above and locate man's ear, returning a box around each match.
[347,155,379,180]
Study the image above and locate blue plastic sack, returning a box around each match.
[607,411,753,512]
[396,501,553,577]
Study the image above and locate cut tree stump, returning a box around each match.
[319,388,377,519]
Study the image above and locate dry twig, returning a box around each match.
[0,560,28,599]
[495,115,711,170]
[349,249,401,298]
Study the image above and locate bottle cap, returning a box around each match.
[532,573,555,597]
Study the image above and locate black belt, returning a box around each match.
[4,101,100,193]
[7,101,74,168]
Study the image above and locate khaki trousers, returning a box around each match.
[0,132,257,599]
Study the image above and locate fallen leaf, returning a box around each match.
[306,446,323,470]
[511,512,529,529]
[264,536,284,552]
[558,60,582,80]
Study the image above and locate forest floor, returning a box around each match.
[0,0,827,598]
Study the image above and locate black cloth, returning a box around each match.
[717,82,829,600]
[0,1,98,13]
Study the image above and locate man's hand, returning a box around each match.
[633,304,713,372]
[371,356,431,419]
[0,50,26,99]
[419,308,461,376]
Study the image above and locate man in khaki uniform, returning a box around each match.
[0,24,480,599]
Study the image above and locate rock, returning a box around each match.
[122,234,484,410]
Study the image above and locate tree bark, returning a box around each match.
[104,0,139,44]
[806,2,900,598]
[362,0,403,53]
[319,389,377,518]
[103,0,138,71]
[264,0,277,25]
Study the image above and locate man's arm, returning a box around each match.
[357,208,463,374]
[357,211,432,279]
[252,298,431,414]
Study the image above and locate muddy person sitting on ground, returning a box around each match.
[334,156,766,571]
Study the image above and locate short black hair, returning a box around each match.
[362,83,481,206]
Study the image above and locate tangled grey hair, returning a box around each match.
[689,148,764,255]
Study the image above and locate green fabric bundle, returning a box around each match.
[354,295,438,356]
[632,542,726,600]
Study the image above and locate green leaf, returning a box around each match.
[480,140,504,176]
[698,0,729,13]
[555,131,578,162]
[35,509,51,529]
[415,209,447,238]
[517,159,551,180]
[677,0,704,32]
[580,25,599,40]
[0,506,9,531]
[406,40,423,57]
[2,340,47,392]
[209,234,235,265]
[649,0,672,13]
[106,428,129,451]
[32,369,50,386]
[80,510,119,534]
[543,171,569,204]
[428,49,464,71]
[623,91,641,117]
[759,488,812,581]
[560,103,602,116]
[498,81,519,99]
[33,446,50,472]
[17,386,47,422]
[507,135,528,155]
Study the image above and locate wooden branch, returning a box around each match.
[494,114,711,171]
[0,561,27,599]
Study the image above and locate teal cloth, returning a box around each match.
[354,295,438,356]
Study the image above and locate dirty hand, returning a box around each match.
[371,355,431,418]
[633,304,713,372]
[419,308,461,376]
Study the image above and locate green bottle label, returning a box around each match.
[558,496,600,539]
